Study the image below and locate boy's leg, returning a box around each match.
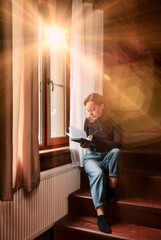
[84,154,111,233]
[84,157,106,210]
[102,148,123,204]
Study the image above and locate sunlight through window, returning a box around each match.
[46,27,65,48]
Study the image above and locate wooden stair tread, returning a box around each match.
[117,198,161,211]
[55,215,161,240]
[122,149,161,154]
[121,169,161,177]
[71,189,161,211]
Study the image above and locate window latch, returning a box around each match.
[47,78,54,92]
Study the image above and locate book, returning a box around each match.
[66,126,95,146]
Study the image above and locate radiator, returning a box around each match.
[0,164,80,240]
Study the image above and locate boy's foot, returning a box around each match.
[97,215,111,233]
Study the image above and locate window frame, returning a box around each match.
[38,19,70,151]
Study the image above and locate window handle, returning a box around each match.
[47,78,54,92]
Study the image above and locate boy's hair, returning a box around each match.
[84,93,104,106]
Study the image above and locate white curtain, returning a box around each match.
[70,0,103,166]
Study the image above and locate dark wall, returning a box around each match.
[100,0,161,148]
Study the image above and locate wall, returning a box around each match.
[101,0,161,149]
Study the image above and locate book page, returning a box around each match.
[68,126,87,139]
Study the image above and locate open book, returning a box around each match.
[66,126,95,145]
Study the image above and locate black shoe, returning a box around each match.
[107,187,118,204]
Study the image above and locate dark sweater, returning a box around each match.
[84,118,122,152]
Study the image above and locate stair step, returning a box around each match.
[55,150,161,240]
[69,190,161,229]
[117,169,161,200]
[122,150,161,171]
[122,169,161,176]
[81,167,161,200]
[81,151,161,190]
[54,215,161,240]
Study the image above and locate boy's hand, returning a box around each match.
[87,135,93,141]
[80,135,93,148]
[80,142,90,148]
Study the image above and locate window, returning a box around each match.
[38,17,69,149]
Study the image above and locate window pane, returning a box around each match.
[38,17,43,144]
[50,46,66,138]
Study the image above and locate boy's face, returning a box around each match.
[86,101,104,122]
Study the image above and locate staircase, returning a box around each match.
[54,149,161,240]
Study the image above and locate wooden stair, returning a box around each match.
[54,215,161,240]
[54,150,161,239]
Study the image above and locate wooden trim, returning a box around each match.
[46,49,51,146]
[66,26,71,138]
[41,33,46,148]
[40,146,71,171]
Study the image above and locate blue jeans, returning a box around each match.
[84,148,122,209]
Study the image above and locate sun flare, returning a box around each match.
[46,27,65,48]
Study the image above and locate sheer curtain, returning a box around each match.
[70,0,103,166]
[0,0,40,201]
[12,0,40,192]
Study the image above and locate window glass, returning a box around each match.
[50,46,66,138]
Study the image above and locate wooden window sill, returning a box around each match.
[39,146,71,171]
